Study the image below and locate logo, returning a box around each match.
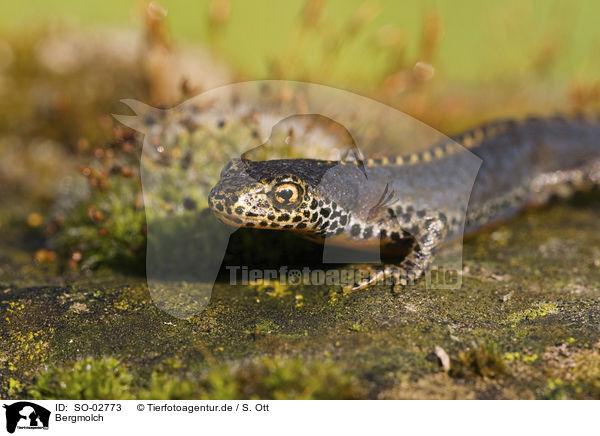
[3,402,50,434]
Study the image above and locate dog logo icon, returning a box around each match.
[3,402,50,433]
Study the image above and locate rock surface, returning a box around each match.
[1,191,599,399]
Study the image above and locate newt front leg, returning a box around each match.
[343,211,448,293]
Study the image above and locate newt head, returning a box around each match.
[208,157,353,236]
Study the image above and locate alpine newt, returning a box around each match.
[208,116,600,291]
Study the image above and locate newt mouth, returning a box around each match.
[210,206,267,228]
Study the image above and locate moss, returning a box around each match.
[4,329,54,379]
[29,357,134,400]
[506,302,559,325]
[522,354,539,364]
[140,372,215,400]
[543,344,600,399]
[26,356,362,400]
[504,352,538,364]
[254,281,292,299]
[350,323,364,332]
[6,378,24,398]
[450,343,507,379]
[247,319,281,340]
[201,357,364,400]
[50,169,147,273]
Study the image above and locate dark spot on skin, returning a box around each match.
[291,176,299,182]
[284,224,293,229]
[235,206,244,215]
[226,207,232,215]
[363,226,373,238]
[391,231,402,242]
[270,223,280,228]
[260,221,268,227]
[246,222,255,227]
[268,214,275,220]
[417,210,426,218]
[303,210,310,218]
[316,217,323,226]
[292,215,302,222]
[439,213,447,225]
[311,212,319,222]
[320,221,330,229]
[318,200,324,207]
[183,197,197,211]
[331,202,337,210]
[232,217,243,224]
[217,119,226,128]
[351,224,361,237]
[246,212,258,217]
[387,208,396,218]
[277,214,290,222]
[329,221,338,230]
[321,208,331,218]
[339,215,348,226]
[335,227,344,235]
[297,223,307,229]
[403,213,412,223]
[310,199,318,210]
[396,205,403,214]
[406,206,414,213]
[380,229,387,238]
[216,203,224,212]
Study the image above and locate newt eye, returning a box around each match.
[271,183,303,208]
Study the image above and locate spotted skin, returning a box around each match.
[209,116,600,292]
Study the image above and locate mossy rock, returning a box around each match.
[1,191,600,399]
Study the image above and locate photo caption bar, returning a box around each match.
[1,400,596,435]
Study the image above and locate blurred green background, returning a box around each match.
[1,0,599,84]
